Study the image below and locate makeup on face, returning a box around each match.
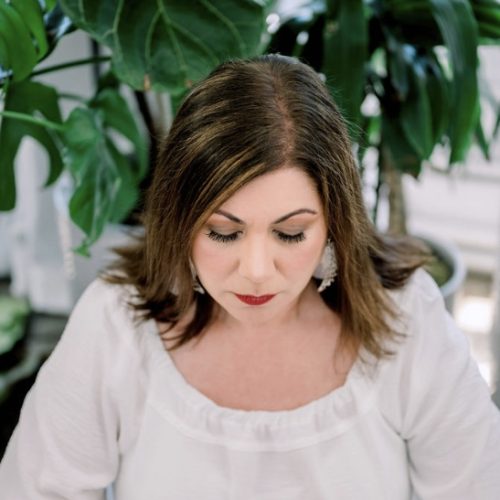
[234,294,276,306]
[191,167,328,324]
[204,208,319,245]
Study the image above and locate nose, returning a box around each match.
[238,234,275,284]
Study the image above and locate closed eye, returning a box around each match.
[206,230,241,243]
[274,230,305,244]
[206,230,306,244]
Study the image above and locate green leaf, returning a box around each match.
[0,30,10,71]
[430,0,480,163]
[365,114,381,146]
[425,53,450,145]
[358,113,381,169]
[322,0,367,129]
[472,0,500,36]
[106,140,139,224]
[64,108,121,255]
[474,115,490,160]
[384,0,442,46]
[0,1,39,80]
[0,81,63,211]
[43,0,58,10]
[387,39,410,101]
[90,88,148,181]
[0,295,29,355]
[382,113,422,177]
[10,0,48,58]
[400,54,434,159]
[169,87,189,115]
[477,21,500,42]
[493,104,500,139]
[63,103,142,255]
[59,0,268,94]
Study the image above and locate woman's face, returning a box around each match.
[192,167,328,325]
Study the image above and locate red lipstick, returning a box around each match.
[235,294,275,306]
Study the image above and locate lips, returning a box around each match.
[235,294,275,306]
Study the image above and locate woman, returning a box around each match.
[1,54,499,499]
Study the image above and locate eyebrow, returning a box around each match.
[213,208,318,225]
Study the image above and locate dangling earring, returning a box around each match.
[313,239,338,293]
[189,260,205,294]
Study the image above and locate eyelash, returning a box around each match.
[207,230,305,244]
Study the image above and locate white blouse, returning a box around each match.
[0,269,499,499]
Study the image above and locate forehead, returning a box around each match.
[217,167,322,216]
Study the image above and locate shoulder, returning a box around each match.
[74,277,142,332]
[382,267,448,349]
[384,267,460,365]
[53,277,147,366]
[377,267,474,427]
[387,267,443,314]
[33,278,151,426]
[77,277,136,314]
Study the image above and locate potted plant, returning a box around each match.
[264,0,499,309]
[0,0,272,256]
[1,0,499,298]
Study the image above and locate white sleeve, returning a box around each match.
[400,271,500,499]
[0,280,127,499]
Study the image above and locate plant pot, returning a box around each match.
[416,232,467,315]
[490,238,500,408]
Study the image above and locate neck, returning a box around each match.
[213,281,329,341]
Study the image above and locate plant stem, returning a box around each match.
[0,110,64,132]
[380,143,408,235]
[30,56,111,77]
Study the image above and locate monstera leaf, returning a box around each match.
[0,81,63,211]
[59,0,270,96]
[1,0,270,253]
[0,0,48,81]
[63,87,148,255]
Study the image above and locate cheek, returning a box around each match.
[192,236,234,277]
[280,237,325,277]
[292,246,321,273]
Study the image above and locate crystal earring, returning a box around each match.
[313,239,337,293]
[189,260,205,294]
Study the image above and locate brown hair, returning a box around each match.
[106,54,428,361]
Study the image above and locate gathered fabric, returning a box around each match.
[1,269,499,500]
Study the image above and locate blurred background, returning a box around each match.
[1,0,499,459]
